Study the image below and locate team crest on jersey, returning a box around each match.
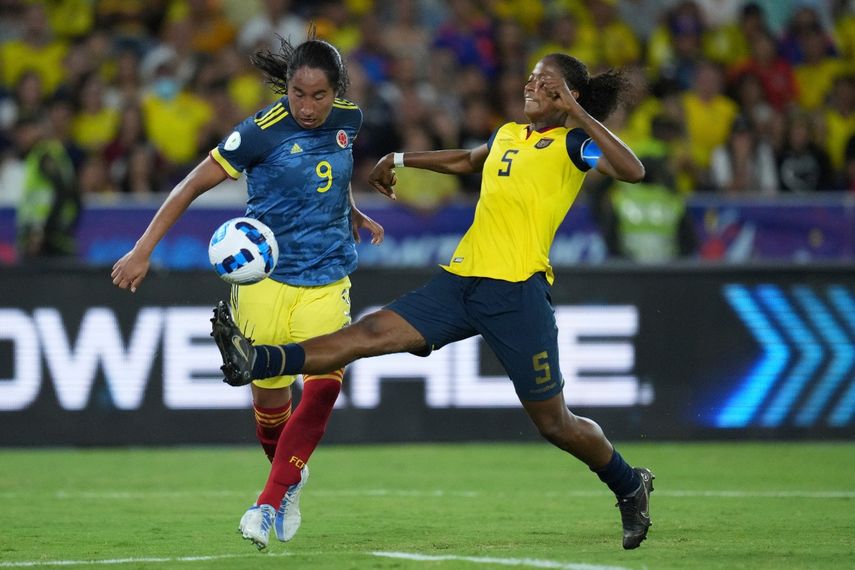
[535,137,554,149]
[336,130,348,148]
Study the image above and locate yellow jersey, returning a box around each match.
[443,122,591,284]
[142,92,213,165]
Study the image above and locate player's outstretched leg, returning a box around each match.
[238,504,276,550]
[521,395,655,549]
[210,300,256,386]
[274,465,309,542]
[617,467,655,549]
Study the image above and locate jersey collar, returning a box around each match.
[526,125,560,139]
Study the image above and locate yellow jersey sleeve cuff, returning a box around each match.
[210,147,241,179]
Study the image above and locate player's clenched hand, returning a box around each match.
[111,249,150,293]
[351,208,384,245]
[539,76,582,118]
[367,154,398,200]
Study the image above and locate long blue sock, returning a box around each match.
[592,449,641,498]
[251,344,305,378]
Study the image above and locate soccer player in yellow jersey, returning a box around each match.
[213,53,655,550]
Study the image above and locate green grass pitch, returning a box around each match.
[1,442,852,569]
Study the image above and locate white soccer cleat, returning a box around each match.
[274,465,309,542]
[238,504,276,550]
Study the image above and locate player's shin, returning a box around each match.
[256,371,343,507]
[253,401,292,462]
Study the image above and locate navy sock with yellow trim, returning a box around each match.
[251,344,306,379]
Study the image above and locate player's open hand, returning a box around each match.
[351,207,384,245]
[111,249,151,293]
[367,154,398,200]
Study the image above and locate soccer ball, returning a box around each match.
[208,217,279,284]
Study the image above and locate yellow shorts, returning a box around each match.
[231,276,352,389]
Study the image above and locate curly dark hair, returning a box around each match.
[250,28,350,97]
[542,53,631,121]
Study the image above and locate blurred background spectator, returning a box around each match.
[13,114,80,258]
[600,155,697,263]
[776,110,835,192]
[710,114,779,194]
[0,0,854,265]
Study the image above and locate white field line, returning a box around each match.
[372,551,634,570]
[0,553,289,568]
[0,489,851,500]
[0,552,628,570]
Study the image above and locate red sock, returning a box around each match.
[253,401,291,463]
[257,374,342,508]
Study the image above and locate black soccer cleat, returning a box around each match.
[616,467,655,550]
[210,300,256,386]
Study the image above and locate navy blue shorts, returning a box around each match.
[385,269,563,401]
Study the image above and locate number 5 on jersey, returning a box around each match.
[498,149,518,176]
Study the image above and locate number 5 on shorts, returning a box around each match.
[532,351,552,384]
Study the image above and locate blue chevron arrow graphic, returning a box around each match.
[718,285,790,428]
[793,286,855,427]
[827,286,855,427]
[756,285,824,427]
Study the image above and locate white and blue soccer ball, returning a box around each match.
[208,217,279,285]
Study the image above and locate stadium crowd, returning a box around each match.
[0,0,853,253]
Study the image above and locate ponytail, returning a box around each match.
[543,53,630,121]
[578,69,630,122]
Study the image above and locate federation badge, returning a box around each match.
[534,137,554,149]
[336,129,348,148]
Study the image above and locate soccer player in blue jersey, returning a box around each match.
[111,35,383,549]
[213,53,656,550]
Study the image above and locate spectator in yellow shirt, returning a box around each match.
[71,74,120,152]
[166,0,237,55]
[794,23,847,111]
[681,60,739,189]
[529,12,598,73]
[0,4,68,94]
[589,0,641,68]
[140,59,213,181]
[44,0,94,40]
[392,125,461,216]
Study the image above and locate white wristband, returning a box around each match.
[393,152,405,168]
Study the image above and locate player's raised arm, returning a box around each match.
[367,145,489,198]
[111,156,227,293]
[539,69,644,183]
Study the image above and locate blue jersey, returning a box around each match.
[210,97,362,286]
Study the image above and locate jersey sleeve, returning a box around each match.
[210,115,269,179]
[565,128,594,172]
[486,126,502,152]
[332,99,363,139]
